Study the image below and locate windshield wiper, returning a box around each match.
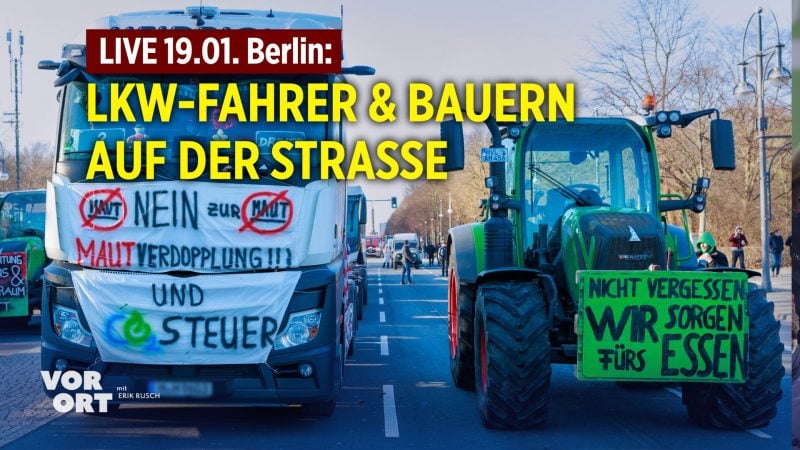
[527,163,588,207]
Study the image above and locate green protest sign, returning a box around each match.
[576,270,748,382]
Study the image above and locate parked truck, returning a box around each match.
[38,6,372,416]
[0,190,47,327]
[346,185,369,321]
[441,109,783,429]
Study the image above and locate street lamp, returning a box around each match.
[734,6,790,291]
[447,192,453,231]
[439,200,444,242]
[0,142,8,182]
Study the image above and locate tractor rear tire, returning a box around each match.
[473,281,550,429]
[449,278,475,390]
[681,284,783,429]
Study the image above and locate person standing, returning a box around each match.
[438,240,448,277]
[696,232,729,268]
[769,230,784,276]
[382,241,392,269]
[401,241,414,284]
[728,226,748,269]
[426,242,435,267]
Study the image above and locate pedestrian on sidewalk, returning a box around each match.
[728,225,748,269]
[401,241,414,284]
[769,230,784,276]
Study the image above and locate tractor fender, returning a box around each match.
[475,268,562,325]
[447,223,483,285]
[701,267,762,279]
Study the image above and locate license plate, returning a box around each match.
[481,147,507,162]
[149,381,213,399]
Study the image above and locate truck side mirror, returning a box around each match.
[359,195,367,225]
[440,120,464,172]
[710,119,735,170]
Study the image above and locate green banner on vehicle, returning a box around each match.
[576,270,748,382]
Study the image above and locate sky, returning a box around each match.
[0,0,791,230]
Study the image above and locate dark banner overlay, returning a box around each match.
[86,29,342,74]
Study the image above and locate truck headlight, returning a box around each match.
[53,304,93,347]
[274,308,322,350]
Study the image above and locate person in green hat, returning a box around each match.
[696,231,729,268]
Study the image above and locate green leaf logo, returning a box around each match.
[123,310,152,345]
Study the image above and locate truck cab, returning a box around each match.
[38,7,372,416]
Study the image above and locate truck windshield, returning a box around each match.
[0,192,46,240]
[394,242,418,251]
[523,119,655,234]
[57,76,335,186]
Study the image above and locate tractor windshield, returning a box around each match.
[0,191,46,240]
[522,119,655,235]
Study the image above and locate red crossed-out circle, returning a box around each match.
[78,187,128,231]
[239,190,294,235]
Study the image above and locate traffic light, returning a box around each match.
[391,197,397,208]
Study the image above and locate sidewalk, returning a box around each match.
[759,268,793,372]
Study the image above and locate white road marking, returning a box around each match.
[746,429,772,439]
[379,289,383,294]
[380,335,389,355]
[379,282,383,287]
[383,384,399,438]
[379,297,384,305]
[380,311,386,323]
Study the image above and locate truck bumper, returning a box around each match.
[40,261,345,406]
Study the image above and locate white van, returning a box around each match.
[391,232,421,269]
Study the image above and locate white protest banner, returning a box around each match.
[53,178,314,272]
[72,269,301,364]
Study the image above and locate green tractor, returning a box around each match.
[441,110,783,429]
[0,190,47,327]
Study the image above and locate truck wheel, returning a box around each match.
[449,274,475,390]
[681,285,783,429]
[361,270,368,306]
[301,399,336,417]
[473,281,550,429]
[355,284,364,321]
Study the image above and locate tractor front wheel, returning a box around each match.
[448,272,475,390]
[681,284,783,429]
[473,281,551,429]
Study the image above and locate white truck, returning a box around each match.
[38,6,372,416]
[391,232,421,269]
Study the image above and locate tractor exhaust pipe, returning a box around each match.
[484,115,513,270]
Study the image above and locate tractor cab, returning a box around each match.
[521,118,659,269]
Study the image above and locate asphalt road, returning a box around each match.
[0,259,792,449]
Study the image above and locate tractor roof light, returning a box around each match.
[642,93,656,114]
